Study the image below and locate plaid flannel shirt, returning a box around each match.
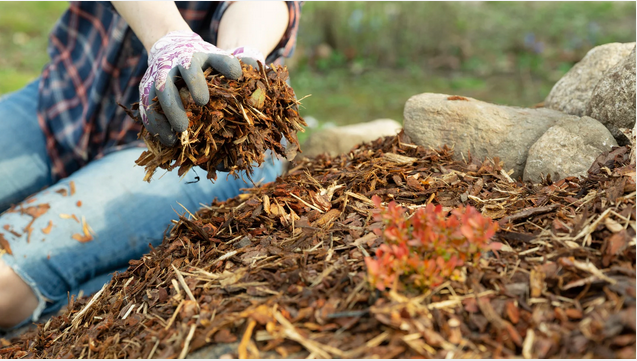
[37,1,301,181]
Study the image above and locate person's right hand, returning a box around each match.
[139,30,242,146]
[228,46,266,70]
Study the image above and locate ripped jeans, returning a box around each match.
[0,79,283,328]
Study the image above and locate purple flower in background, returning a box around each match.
[524,32,544,54]
[524,33,536,47]
[349,9,364,33]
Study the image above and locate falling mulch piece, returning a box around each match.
[76,201,82,208]
[41,221,54,235]
[71,233,92,243]
[0,233,12,255]
[21,204,50,219]
[59,214,80,223]
[20,203,50,244]
[2,225,21,238]
[2,132,635,358]
[55,188,68,197]
[127,63,306,182]
[71,217,93,243]
[69,181,76,196]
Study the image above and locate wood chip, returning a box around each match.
[0,233,13,255]
[41,221,53,235]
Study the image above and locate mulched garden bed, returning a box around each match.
[1,132,635,359]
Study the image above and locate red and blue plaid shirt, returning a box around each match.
[37,1,301,181]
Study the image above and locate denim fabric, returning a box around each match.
[0,80,283,328]
[0,79,53,212]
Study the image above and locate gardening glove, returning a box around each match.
[139,30,242,147]
[228,46,266,70]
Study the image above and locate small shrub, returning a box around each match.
[365,195,500,292]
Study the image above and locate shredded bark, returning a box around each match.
[128,63,306,182]
[0,233,12,256]
[1,132,635,359]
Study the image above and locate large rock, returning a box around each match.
[585,46,636,145]
[301,119,402,158]
[403,93,582,179]
[523,116,617,182]
[544,42,635,116]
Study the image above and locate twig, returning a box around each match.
[344,191,374,205]
[165,299,185,331]
[178,324,197,359]
[122,303,136,320]
[273,310,340,358]
[147,338,160,359]
[326,309,369,319]
[71,283,106,329]
[343,331,390,358]
[309,262,337,288]
[499,204,559,225]
[238,319,257,359]
[212,250,238,265]
[172,264,199,309]
[289,193,325,213]
[176,202,197,220]
[559,257,616,285]
[522,329,535,359]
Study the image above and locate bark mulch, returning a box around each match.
[131,63,305,183]
[1,132,635,359]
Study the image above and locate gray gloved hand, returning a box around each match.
[139,30,242,146]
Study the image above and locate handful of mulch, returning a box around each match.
[133,63,306,182]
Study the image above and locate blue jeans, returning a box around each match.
[0,79,283,328]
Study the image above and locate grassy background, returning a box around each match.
[0,2,67,94]
[0,1,635,133]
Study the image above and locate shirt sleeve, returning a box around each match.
[210,1,303,64]
[97,1,116,11]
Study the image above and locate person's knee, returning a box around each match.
[0,260,39,329]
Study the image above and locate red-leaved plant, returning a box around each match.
[365,195,500,291]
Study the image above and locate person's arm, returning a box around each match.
[112,1,289,58]
[110,1,290,147]
[111,2,191,52]
[217,1,289,58]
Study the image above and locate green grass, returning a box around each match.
[291,68,555,127]
[0,1,68,94]
[0,1,632,134]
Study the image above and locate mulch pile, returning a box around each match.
[132,63,305,182]
[1,132,635,359]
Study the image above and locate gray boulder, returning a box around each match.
[403,93,578,179]
[301,119,402,158]
[585,46,636,145]
[523,116,617,182]
[544,42,635,116]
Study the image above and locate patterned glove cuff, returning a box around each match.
[228,46,266,65]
